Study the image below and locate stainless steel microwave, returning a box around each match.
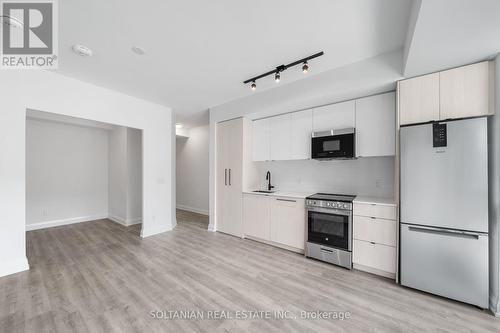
[311,128,355,160]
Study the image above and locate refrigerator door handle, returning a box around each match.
[408,225,481,240]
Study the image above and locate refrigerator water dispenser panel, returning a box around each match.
[433,123,447,148]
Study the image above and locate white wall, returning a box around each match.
[176,125,209,215]
[108,126,128,221]
[26,118,109,229]
[489,53,500,316]
[255,157,394,198]
[0,70,174,278]
[108,126,143,225]
[127,128,143,223]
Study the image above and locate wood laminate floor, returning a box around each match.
[1,210,498,332]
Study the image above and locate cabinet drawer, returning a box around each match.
[353,202,396,220]
[353,240,396,274]
[353,216,397,247]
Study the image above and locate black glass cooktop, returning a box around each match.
[306,193,356,202]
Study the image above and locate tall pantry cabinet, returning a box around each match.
[216,117,255,237]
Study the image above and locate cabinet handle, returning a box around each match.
[370,241,376,245]
[320,248,333,254]
[225,169,227,186]
[276,198,296,203]
[228,169,231,186]
[370,217,376,220]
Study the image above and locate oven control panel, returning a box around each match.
[306,200,352,210]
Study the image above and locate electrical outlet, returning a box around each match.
[375,179,383,188]
[42,208,48,218]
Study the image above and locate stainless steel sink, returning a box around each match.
[253,190,276,193]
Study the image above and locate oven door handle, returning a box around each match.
[307,206,352,216]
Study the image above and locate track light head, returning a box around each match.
[275,71,281,83]
[302,61,309,73]
[251,81,256,91]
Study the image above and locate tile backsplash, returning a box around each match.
[255,156,395,198]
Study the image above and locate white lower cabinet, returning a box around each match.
[243,194,270,240]
[353,199,397,278]
[353,240,396,275]
[270,197,306,250]
[243,193,306,251]
[353,216,397,247]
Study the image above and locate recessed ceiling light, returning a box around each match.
[131,46,146,55]
[72,44,93,57]
[175,123,183,129]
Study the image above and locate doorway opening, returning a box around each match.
[25,109,143,234]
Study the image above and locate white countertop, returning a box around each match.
[353,196,397,206]
[243,191,396,205]
[242,190,314,199]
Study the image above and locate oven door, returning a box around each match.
[308,207,352,251]
[311,133,355,159]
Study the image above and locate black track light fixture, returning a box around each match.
[302,61,309,73]
[275,71,281,83]
[244,51,323,90]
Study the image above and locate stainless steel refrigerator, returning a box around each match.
[400,117,489,308]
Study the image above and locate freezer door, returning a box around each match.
[400,224,488,308]
[400,118,488,232]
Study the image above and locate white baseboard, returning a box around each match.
[108,215,142,226]
[26,214,108,231]
[176,204,209,216]
[0,257,29,278]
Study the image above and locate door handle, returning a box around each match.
[276,198,296,203]
[228,169,231,186]
[408,225,481,239]
[224,169,227,186]
[320,248,333,254]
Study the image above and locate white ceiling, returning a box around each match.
[403,0,500,77]
[56,0,411,127]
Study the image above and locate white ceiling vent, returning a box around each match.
[72,44,93,57]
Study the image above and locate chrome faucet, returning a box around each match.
[266,171,274,192]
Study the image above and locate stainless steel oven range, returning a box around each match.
[305,193,356,269]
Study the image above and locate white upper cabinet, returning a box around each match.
[269,114,292,161]
[399,72,440,125]
[253,109,313,161]
[312,100,355,132]
[399,61,494,126]
[252,118,270,161]
[440,61,494,120]
[290,109,313,160]
[355,92,396,157]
